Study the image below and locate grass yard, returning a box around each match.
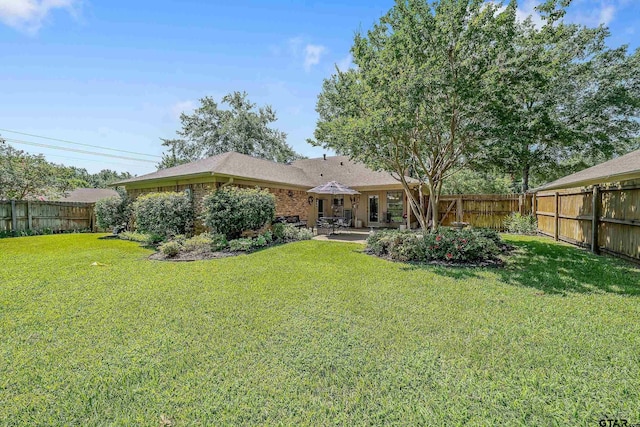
[1,234,639,425]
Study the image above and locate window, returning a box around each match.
[387,191,404,223]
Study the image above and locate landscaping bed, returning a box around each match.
[366,227,512,266]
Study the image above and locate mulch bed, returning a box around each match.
[148,250,240,262]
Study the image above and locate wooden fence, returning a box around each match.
[0,200,96,234]
[535,183,640,263]
[435,194,532,231]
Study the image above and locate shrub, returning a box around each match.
[252,235,268,249]
[271,222,286,242]
[95,195,132,230]
[367,228,502,263]
[228,238,254,252]
[118,231,163,245]
[159,240,181,257]
[202,187,276,239]
[366,229,416,258]
[470,227,502,245]
[132,192,193,239]
[273,223,313,243]
[210,233,229,251]
[420,229,500,262]
[182,233,214,254]
[504,213,537,235]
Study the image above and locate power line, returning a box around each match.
[0,128,162,159]
[3,137,158,164]
[43,153,153,171]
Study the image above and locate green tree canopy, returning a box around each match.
[159,92,303,168]
[0,144,86,200]
[477,2,640,191]
[311,0,515,230]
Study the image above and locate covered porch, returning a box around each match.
[306,185,422,230]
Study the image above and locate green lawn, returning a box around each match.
[1,234,639,426]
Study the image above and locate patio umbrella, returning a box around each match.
[306,181,360,195]
[307,182,360,230]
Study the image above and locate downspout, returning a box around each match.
[219,176,234,188]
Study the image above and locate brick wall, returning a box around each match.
[125,182,309,233]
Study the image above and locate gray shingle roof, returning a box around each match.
[534,149,640,192]
[59,188,119,203]
[115,152,411,188]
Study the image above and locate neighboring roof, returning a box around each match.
[60,188,119,203]
[533,149,640,192]
[114,151,414,188]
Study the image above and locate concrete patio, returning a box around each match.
[312,230,370,244]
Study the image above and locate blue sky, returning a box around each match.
[1,0,639,175]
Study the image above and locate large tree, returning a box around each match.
[159,91,303,168]
[311,0,515,230]
[0,144,85,200]
[477,2,640,191]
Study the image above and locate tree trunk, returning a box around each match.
[522,165,530,193]
[427,178,441,232]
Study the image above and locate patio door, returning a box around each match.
[317,199,324,219]
[368,195,379,223]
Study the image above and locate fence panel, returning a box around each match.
[536,183,640,263]
[434,194,530,231]
[0,201,95,234]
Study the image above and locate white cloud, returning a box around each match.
[514,0,544,28]
[0,0,79,34]
[303,44,326,72]
[511,0,627,29]
[336,54,353,71]
[171,100,195,119]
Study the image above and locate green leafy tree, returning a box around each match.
[441,168,514,195]
[159,92,303,168]
[311,0,515,230]
[67,167,133,188]
[0,144,85,200]
[478,2,640,191]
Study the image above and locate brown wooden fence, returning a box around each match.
[436,194,532,231]
[0,200,96,234]
[535,183,640,263]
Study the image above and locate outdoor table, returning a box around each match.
[318,217,345,235]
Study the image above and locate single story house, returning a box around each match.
[532,149,640,262]
[114,151,420,229]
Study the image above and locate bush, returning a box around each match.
[420,229,500,262]
[95,195,132,230]
[272,223,313,243]
[118,231,163,245]
[132,192,193,239]
[159,240,181,257]
[210,233,229,251]
[202,187,276,239]
[252,235,268,249]
[367,228,502,263]
[182,234,214,254]
[504,213,537,235]
[228,238,254,252]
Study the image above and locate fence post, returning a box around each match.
[10,200,17,233]
[456,197,463,223]
[532,193,537,216]
[591,185,600,254]
[518,194,524,215]
[554,192,559,241]
[27,201,33,230]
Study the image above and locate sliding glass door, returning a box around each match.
[368,195,379,223]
